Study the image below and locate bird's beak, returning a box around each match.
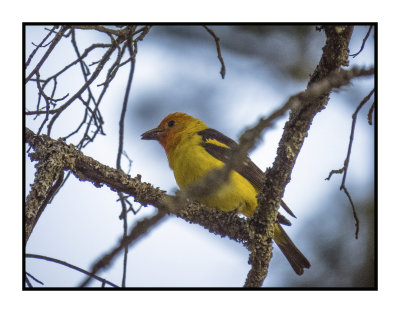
[141,127,162,141]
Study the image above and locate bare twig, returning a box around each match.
[326,88,375,239]
[26,254,119,288]
[25,25,151,151]
[25,272,44,287]
[46,43,118,136]
[368,101,375,125]
[32,42,112,95]
[118,191,129,288]
[350,25,374,58]
[116,30,137,288]
[203,26,226,79]
[122,151,133,174]
[25,26,69,84]
[34,72,51,136]
[25,25,59,69]
[116,37,136,171]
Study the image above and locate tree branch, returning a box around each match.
[244,25,355,287]
[25,127,252,246]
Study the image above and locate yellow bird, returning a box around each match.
[141,112,310,275]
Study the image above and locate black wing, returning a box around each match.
[198,128,264,190]
[198,128,296,220]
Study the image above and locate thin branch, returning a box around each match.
[34,72,51,136]
[350,25,374,58]
[118,192,129,288]
[203,26,226,79]
[25,25,59,69]
[25,254,119,288]
[26,25,145,142]
[25,25,149,151]
[326,88,375,239]
[26,272,44,286]
[116,43,135,170]
[116,31,137,288]
[342,89,375,186]
[37,42,112,89]
[96,38,125,87]
[25,26,69,84]
[122,151,133,174]
[368,101,375,125]
[46,43,118,136]
[25,275,33,287]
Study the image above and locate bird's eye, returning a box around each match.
[168,120,175,127]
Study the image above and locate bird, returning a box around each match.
[141,112,310,275]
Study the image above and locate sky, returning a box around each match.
[24,25,375,289]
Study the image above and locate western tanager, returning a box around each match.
[141,112,310,275]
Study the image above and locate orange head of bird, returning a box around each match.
[141,112,206,154]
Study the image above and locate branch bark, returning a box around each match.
[244,25,354,287]
[25,127,252,246]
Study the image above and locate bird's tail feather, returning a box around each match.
[274,223,310,275]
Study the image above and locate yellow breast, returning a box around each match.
[167,133,258,217]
